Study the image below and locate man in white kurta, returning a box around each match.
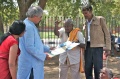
[54,19,85,79]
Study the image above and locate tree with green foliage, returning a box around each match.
[0,0,48,34]
[0,0,19,33]
[17,0,48,20]
[45,0,82,18]
[0,0,120,34]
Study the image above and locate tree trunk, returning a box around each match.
[0,16,4,34]
[17,0,47,20]
[17,0,35,20]
[38,0,48,9]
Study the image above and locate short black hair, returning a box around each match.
[0,20,26,45]
[81,4,92,11]
[9,20,26,35]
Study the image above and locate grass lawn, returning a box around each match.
[40,32,58,39]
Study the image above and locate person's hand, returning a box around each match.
[45,53,52,60]
[50,47,55,50]
[55,20,61,26]
[103,47,110,56]
[104,50,110,57]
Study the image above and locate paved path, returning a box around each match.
[43,39,120,79]
[44,55,120,79]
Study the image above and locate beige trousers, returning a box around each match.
[59,60,80,79]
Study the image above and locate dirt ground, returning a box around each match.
[44,52,120,79]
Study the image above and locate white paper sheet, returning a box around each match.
[47,41,80,57]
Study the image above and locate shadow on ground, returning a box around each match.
[44,51,120,79]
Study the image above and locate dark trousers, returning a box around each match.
[85,42,103,79]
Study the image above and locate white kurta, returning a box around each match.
[58,28,85,79]
[58,28,85,64]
